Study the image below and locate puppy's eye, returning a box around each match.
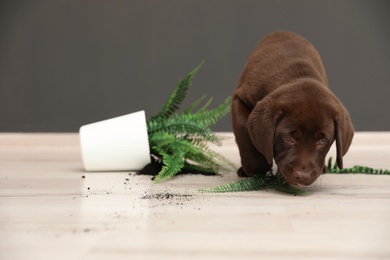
[317,139,328,148]
[283,136,295,144]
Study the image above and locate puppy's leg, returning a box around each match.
[232,96,272,177]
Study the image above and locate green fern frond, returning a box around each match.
[183,95,207,114]
[199,173,307,195]
[147,114,201,135]
[199,174,272,193]
[150,61,204,121]
[191,96,232,127]
[327,157,390,175]
[180,141,229,171]
[329,165,390,174]
[171,138,230,171]
[199,157,390,195]
[194,97,214,114]
[148,114,221,145]
[184,151,221,172]
[190,141,237,171]
[183,161,217,175]
[153,149,185,183]
[148,132,176,148]
[163,138,204,156]
[150,136,232,181]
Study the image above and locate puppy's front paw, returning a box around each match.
[237,167,251,177]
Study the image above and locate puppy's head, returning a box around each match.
[247,84,354,186]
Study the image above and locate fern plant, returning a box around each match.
[145,62,236,182]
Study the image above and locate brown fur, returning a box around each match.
[231,31,354,186]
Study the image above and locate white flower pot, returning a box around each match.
[79,111,151,171]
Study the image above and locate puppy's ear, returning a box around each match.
[247,98,281,164]
[334,107,354,169]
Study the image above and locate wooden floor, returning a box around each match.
[1,133,390,260]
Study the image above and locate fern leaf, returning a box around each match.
[199,173,307,195]
[149,132,233,175]
[167,138,230,171]
[150,137,221,173]
[149,61,204,121]
[198,174,274,193]
[183,95,207,114]
[185,151,221,171]
[191,96,232,127]
[326,157,390,175]
[183,143,231,171]
[153,149,185,183]
[190,141,237,171]
[195,97,214,113]
[148,132,176,148]
[148,114,221,145]
[328,165,390,175]
[182,161,217,175]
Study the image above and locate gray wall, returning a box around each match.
[1,0,389,132]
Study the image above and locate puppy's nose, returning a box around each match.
[292,171,311,182]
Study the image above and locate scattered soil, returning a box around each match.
[140,192,193,201]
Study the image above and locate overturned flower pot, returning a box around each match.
[79,111,151,171]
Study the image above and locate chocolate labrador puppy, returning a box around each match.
[232,31,354,186]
